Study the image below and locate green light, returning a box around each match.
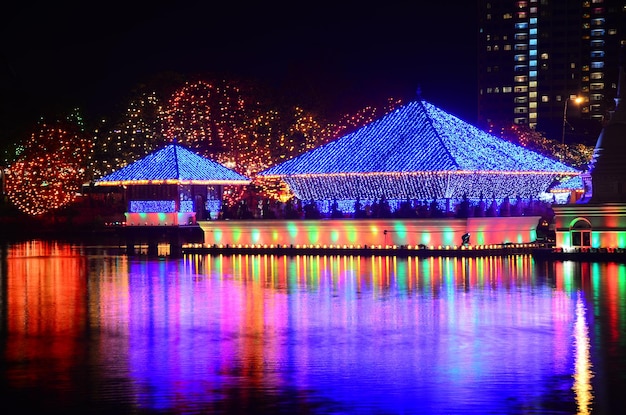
[475,232,485,245]
[331,229,339,243]
[139,213,147,219]
[618,232,626,248]
[287,222,298,238]
[232,228,241,242]
[346,225,357,243]
[307,225,319,243]
[591,232,600,248]
[158,213,166,222]
[214,229,223,242]
[251,228,260,243]
[563,233,571,248]
[394,222,407,240]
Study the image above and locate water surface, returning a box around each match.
[1,241,625,414]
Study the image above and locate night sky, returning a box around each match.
[1,1,478,141]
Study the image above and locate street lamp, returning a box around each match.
[562,96,583,145]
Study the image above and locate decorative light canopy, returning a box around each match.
[259,99,580,201]
[95,144,251,186]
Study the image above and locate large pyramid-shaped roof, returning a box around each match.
[95,144,251,186]
[259,99,578,177]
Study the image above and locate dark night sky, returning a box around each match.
[1,1,478,140]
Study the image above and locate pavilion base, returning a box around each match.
[196,217,542,251]
[119,225,204,257]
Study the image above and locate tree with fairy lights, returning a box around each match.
[489,122,594,170]
[5,117,93,216]
[160,80,259,161]
[90,90,167,178]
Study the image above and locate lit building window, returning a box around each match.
[504,44,512,50]
[540,53,549,59]
[590,72,604,79]
[590,83,604,90]
[591,61,604,68]
[541,95,549,102]
[503,86,513,93]
[529,91,537,98]
[504,12,513,19]
[515,75,528,82]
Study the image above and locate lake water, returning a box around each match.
[1,240,625,414]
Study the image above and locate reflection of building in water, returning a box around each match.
[553,47,626,251]
[573,292,593,415]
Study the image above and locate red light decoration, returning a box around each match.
[6,120,93,216]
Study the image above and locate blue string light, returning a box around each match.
[259,99,579,201]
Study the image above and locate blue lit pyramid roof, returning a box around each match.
[259,99,578,177]
[95,144,251,185]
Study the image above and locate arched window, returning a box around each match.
[571,219,592,247]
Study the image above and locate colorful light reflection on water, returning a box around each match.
[1,241,625,414]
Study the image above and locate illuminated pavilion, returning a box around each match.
[258,98,579,212]
[194,99,578,252]
[553,49,626,251]
[95,143,251,226]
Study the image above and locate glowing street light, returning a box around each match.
[562,95,583,145]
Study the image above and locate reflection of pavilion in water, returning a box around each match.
[5,242,626,413]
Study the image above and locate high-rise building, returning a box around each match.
[477,0,626,144]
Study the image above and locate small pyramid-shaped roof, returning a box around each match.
[259,99,578,177]
[95,144,251,186]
